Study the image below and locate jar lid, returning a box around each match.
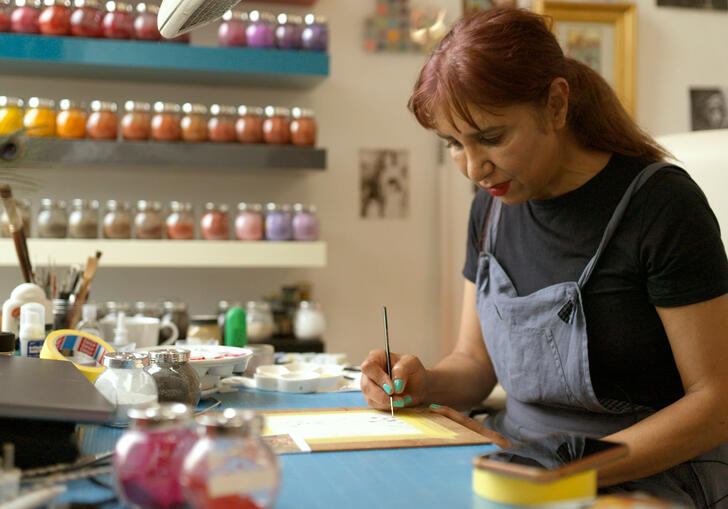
[127,402,193,424]
[277,13,302,25]
[135,1,158,13]
[304,13,327,25]
[43,0,69,6]
[153,101,181,114]
[246,300,270,311]
[40,198,66,208]
[221,8,246,21]
[169,200,192,212]
[163,300,187,311]
[102,351,150,369]
[182,103,208,115]
[14,0,40,8]
[0,97,23,108]
[73,0,100,8]
[136,199,161,211]
[124,100,151,113]
[27,97,55,110]
[59,99,83,111]
[71,198,99,209]
[148,348,191,364]
[0,332,16,353]
[298,300,320,310]
[190,314,219,325]
[248,9,274,23]
[265,202,281,212]
[204,202,229,213]
[105,199,130,210]
[293,203,316,213]
[104,301,130,312]
[264,106,291,118]
[210,104,237,117]
[237,105,264,117]
[236,202,263,212]
[90,100,117,113]
[291,107,314,119]
[104,0,130,12]
[196,408,263,436]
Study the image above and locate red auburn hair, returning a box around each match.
[409,8,670,161]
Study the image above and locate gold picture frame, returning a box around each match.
[532,1,637,117]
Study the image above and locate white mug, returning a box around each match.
[100,316,179,349]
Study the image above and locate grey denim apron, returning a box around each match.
[476,163,728,507]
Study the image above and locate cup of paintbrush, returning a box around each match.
[0,185,33,283]
[67,251,102,329]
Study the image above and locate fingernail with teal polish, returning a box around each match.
[393,399,405,408]
[393,379,403,392]
[404,396,412,405]
[383,383,392,395]
[430,404,440,409]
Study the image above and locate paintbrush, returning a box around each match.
[0,184,33,283]
[67,251,102,328]
[383,306,393,417]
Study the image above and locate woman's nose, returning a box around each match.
[465,151,493,182]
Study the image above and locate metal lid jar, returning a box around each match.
[235,202,263,241]
[200,202,229,240]
[290,107,316,147]
[302,13,328,52]
[181,103,208,143]
[275,12,302,50]
[166,201,195,240]
[262,106,291,145]
[245,300,274,342]
[218,8,247,47]
[264,202,292,241]
[245,9,274,48]
[134,200,164,239]
[102,199,132,239]
[121,100,151,140]
[145,348,201,407]
[23,97,55,137]
[102,0,132,39]
[56,99,86,139]
[0,96,24,136]
[292,203,319,241]
[235,105,264,144]
[38,0,70,35]
[37,198,67,238]
[151,101,181,141]
[70,0,102,37]
[87,100,118,140]
[207,104,237,143]
[94,351,158,426]
[68,198,99,238]
[133,1,159,40]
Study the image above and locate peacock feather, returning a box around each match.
[0,128,45,191]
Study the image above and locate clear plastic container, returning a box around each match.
[134,200,164,239]
[235,105,264,144]
[262,106,291,145]
[218,8,246,47]
[187,315,221,343]
[10,0,40,33]
[166,201,195,240]
[151,102,181,141]
[87,100,118,140]
[145,349,201,407]
[23,97,55,137]
[133,0,158,40]
[302,13,327,52]
[103,200,132,239]
[94,352,158,426]
[200,202,229,241]
[38,0,70,35]
[293,301,326,340]
[121,100,151,140]
[56,99,86,139]
[0,96,23,135]
[264,203,292,241]
[181,103,208,142]
[69,0,102,37]
[245,301,274,342]
[68,198,99,238]
[235,202,263,241]
[207,104,236,143]
[245,9,274,49]
[1,197,30,237]
[37,198,67,238]
[101,0,132,38]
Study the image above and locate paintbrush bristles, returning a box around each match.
[0,184,11,199]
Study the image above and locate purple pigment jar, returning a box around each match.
[292,203,319,241]
[301,13,327,52]
[275,13,302,50]
[265,203,292,241]
[245,10,274,49]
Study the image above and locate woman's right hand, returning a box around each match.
[360,349,428,410]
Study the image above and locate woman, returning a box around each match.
[361,8,728,506]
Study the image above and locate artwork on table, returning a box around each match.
[690,88,728,131]
[657,0,726,10]
[363,0,449,52]
[359,148,409,219]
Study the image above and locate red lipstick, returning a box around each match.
[488,182,510,197]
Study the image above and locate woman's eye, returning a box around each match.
[445,140,462,149]
[478,135,501,145]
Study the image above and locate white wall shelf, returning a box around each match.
[0,239,327,268]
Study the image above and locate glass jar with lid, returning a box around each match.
[151,102,181,141]
[200,202,229,240]
[166,201,195,240]
[94,352,158,426]
[292,203,319,241]
[187,315,222,343]
[218,8,246,46]
[102,200,132,239]
[245,9,274,48]
[290,107,316,147]
[162,300,189,340]
[37,199,67,238]
[302,13,328,52]
[207,104,236,143]
[10,0,40,33]
[68,198,99,238]
[145,349,201,406]
[180,409,280,509]
[87,100,118,140]
[134,300,161,318]
[293,301,326,340]
[38,0,70,35]
[70,0,102,37]
[0,97,23,136]
[101,0,131,38]
[235,202,263,241]
[121,100,151,140]
[181,103,208,142]
[133,1,158,40]
[235,105,264,144]
[56,99,86,139]
[264,203,292,241]
[114,403,197,509]
[101,300,130,320]
[246,301,274,342]
[1,197,30,237]
[134,200,164,239]
[262,106,291,145]
[23,97,55,137]
[275,13,302,50]
[0,0,11,31]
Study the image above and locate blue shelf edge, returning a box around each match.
[0,33,329,88]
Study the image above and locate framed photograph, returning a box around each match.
[690,88,728,130]
[359,149,410,219]
[532,1,637,117]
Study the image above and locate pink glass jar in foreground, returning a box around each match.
[11,0,40,34]
[102,0,132,38]
[38,0,70,35]
[218,8,246,47]
[235,202,263,241]
[70,0,102,36]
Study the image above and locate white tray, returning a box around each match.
[253,363,344,393]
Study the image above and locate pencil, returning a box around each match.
[383,306,393,417]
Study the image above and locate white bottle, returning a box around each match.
[1,283,53,337]
[111,312,136,352]
[78,303,102,337]
[19,302,46,357]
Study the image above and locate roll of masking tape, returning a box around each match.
[40,329,115,383]
[472,467,596,506]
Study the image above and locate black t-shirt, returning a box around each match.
[462,153,728,409]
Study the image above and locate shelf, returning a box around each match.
[0,239,327,268]
[14,138,326,170]
[0,34,329,88]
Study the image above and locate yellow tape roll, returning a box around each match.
[40,329,115,383]
[473,467,596,506]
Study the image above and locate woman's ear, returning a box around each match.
[547,77,569,130]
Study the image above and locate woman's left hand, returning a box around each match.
[428,405,513,449]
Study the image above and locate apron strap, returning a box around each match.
[482,197,504,254]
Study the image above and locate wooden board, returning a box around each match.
[258,407,493,452]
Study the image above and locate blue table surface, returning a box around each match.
[60,389,499,509]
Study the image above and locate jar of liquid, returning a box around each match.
[302,13,328,52]
[0,0,11,31]
[102,0,132,38]
[181,409,280,509]
[187,315,221,343]
[245,9,274,48]
[294,301,326,340]
[70,0,102,37]
[114,403,197,509]
[262,106,291,145]
[11,0,40,33]
[245,301,274,342]
[292,203,319,241]
[134,200,164,239]
[102,300,130,321]
[235,105,264,144]
[121,100,151,141]
[146,349,201,407]
[162,300,189,340]
[200,202,229,240]
[37,198,67,238]
[68,198,99,238]
[38,0,70,35]
[87,100,118,140]
[56,99,86,139]
[207,104,236,143]
[102,200,132,239]
[234,202,263,241]
[0,96,23,136]
[151,102,181,142]
[23,97,55,137]
[166,201,195,240]
[133,1,159,40]
[290,107,316,146]
[264,203,292,241]
[1,198,30,237]
[275,13,302,49]
[94,352,158,426]
[217,8,246,47]
[181,103,208,143]
[134,300,161,319]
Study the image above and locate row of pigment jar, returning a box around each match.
[198,202,320,241]
[219,10,328,51]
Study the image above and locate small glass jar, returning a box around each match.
[38,0,70,35]
[180,409,280,509]
[151,102,181,142]
[23,97,55,138]
[218,8,246,47]
[114,403,197,509]
[181,103,208,143]
[290,107,316,147]
[0,96,23,136]
[1,198,30,237]
[134,200,164,239]
[187,315,221,343]
[235,202,263,241]
[0,0,11,31]
[245,9,274,48]
[262,106,291,145]
[94,352,158,426]
[246,301,274,342]
[207,104,236,143]
[302,13,328,52]
[86,100,118,140]
[133,1,158,40]
[56,99,86,139]
[102,199,132,239]
[162,300,189,340]
[101,300,130,321]
[235,105,264,144]
[292,203,319,241]
[70,0,102,37]
[102,0,131,39]
[200,202,229,241]
[293,301,326,340]
[134,300,161,318]
[275,13,302,50]
[37,198,67,238]
[264,202,292,241]
[146,349,201,407]
[166,201,195,240]
[11,0,40,34]
[68,198,99,238]
[121,100,151,140]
